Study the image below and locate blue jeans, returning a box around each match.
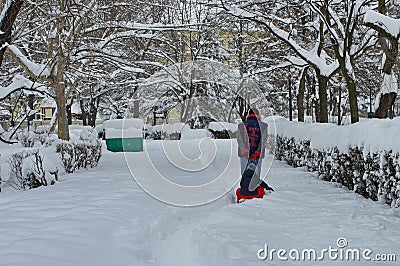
[240,157,262,177]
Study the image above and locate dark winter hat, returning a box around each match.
[248,108,259,116]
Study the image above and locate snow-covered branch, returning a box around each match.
[6,44,51,80]
[364,10,400,39]
[0,74,47,100]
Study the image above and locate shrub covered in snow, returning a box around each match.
[4,127,102,192]
[17,126,57,147]
[274,117,400,208]
[56,128,102,173]
[8,150,53,190]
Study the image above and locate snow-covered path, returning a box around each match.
[0,140,399,265]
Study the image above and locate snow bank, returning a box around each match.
[208,122,237,132]
[104,119,144,139]
[181,127,211,140]
[153,123,185,134]
[274,117,400,154]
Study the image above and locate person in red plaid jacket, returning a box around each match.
[236,108,274,197]
[236,108,268,177]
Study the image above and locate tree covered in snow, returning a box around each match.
[1,0,400,136]
[365,0,400,118]
[221,0,380,124]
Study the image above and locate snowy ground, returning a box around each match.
[0,140,399,265]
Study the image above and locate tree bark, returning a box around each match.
[297,66,308,122]
[0,0,23,67]
[55,81,69,140]
[27,93,35,131]
[316,73,328,123]
[54,1,69,140]
[88,98,98,127]
[66,98,73,125]
[80,99,88,126]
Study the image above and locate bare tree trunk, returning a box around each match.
[54,1,69,140]
[55,80,69,140]
[27,93,35,131]
[0,0,23,67]
[88,98,98,127]
[338,84,342,125]
[375,92,397,118]
[316,73,328,123]
[80,99,88,126]
[297,66,308,122]
[66,98,73,125]
[346,77,360,123]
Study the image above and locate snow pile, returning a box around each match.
[207,122,237,139]
[104,119,144,139]
[153,122,185,134]
[1,142,400,265]
[145,122,238,140]
[180,127,211,140]
[69,125,95,140]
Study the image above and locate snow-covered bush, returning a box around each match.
[56,129,102,173]
[17,126,57,147]
[17,131,37,147]
[8,150,52,190]
[274,117,400,208]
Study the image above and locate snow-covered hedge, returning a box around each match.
[273,117,400,207]
[17,126,57,147]
[56,127,102,173]
[4,127,102,191]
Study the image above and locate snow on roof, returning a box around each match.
[40,97,56,108]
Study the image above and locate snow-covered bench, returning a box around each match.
[104,119,144,152]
